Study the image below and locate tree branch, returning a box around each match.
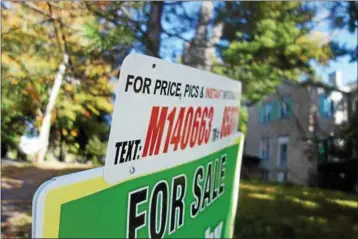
[2,19,52,36]
[23,2,54,19]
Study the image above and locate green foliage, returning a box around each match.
[80,18,133,53]
[85,136,107,165]
[1,1,350,162]
[326,1,358,62]
[1,2,133,159]
[327,1,357,34]
[67,142,80,155]
[215,2,332,103]
[1,79,34,148]
[239,107,248,134]
[2,3,59,149]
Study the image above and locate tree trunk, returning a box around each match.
[59,128,67,162]
[182,1,223,71]
[36,54,69,164]
[146,1,164,57]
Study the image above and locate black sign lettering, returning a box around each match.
[114,142,122,165]
[125,74,135,92]
[127,187,148,239]
[202,162,212,210]
[219,155,226,195]
[149,181,168,239]
[169,175,186,233]
[212,158,219,201]
[190,166,203,218]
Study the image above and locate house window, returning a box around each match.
[318,139,329,162]
[265,103,273,121]
[277,136,289,183]
[319,94,335,118]
[281,101,288,118]
[260,97,292,124]
[278,97,292,119]
[259,106,265,124]
[260,139,270,161]
[259,103,274,124]
[277,137,289,168]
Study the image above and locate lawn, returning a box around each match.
[234,180,358,238]
[1,164,358,238]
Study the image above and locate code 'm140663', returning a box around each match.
[142,105,239,157]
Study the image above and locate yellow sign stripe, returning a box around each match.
[43,177,109,238]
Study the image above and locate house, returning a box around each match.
[347,80,357,126]
[244,71,355,186]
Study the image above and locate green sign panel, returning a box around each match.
[60,144,240,238]
[33,138,244,238]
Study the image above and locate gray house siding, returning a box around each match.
[245,80,350,185]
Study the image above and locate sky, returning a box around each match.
[160,1,200,61]
[311,7,357,85]
[160,2,357,86]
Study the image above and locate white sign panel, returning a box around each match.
[104,53,241,184]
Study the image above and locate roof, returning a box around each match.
[299,79,351,94]
[246,78,355,107]
[346,80,357,92]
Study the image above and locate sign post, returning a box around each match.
[32,53,244,238]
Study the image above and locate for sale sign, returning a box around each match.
[104,53,241,184]
[32,54,244,238]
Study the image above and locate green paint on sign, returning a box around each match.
[58,144,239,238]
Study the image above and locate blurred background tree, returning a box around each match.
[1,1,132,163]
[326,1,357,62]
[1,1,356,162]
[214,2,332,103]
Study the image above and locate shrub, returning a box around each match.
[85,136,107,166]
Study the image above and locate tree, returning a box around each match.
[86,1,164,58]
[213,2,332,103]
[1,1,343,163]
[325,1,358,192]
[182,1,221,71]
[156,2,333,99]
[2,2,63,159]
[327,1,357,62]
[167,2,334,133]
[1,1,132,162]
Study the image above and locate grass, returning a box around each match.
[234,180,358,238]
